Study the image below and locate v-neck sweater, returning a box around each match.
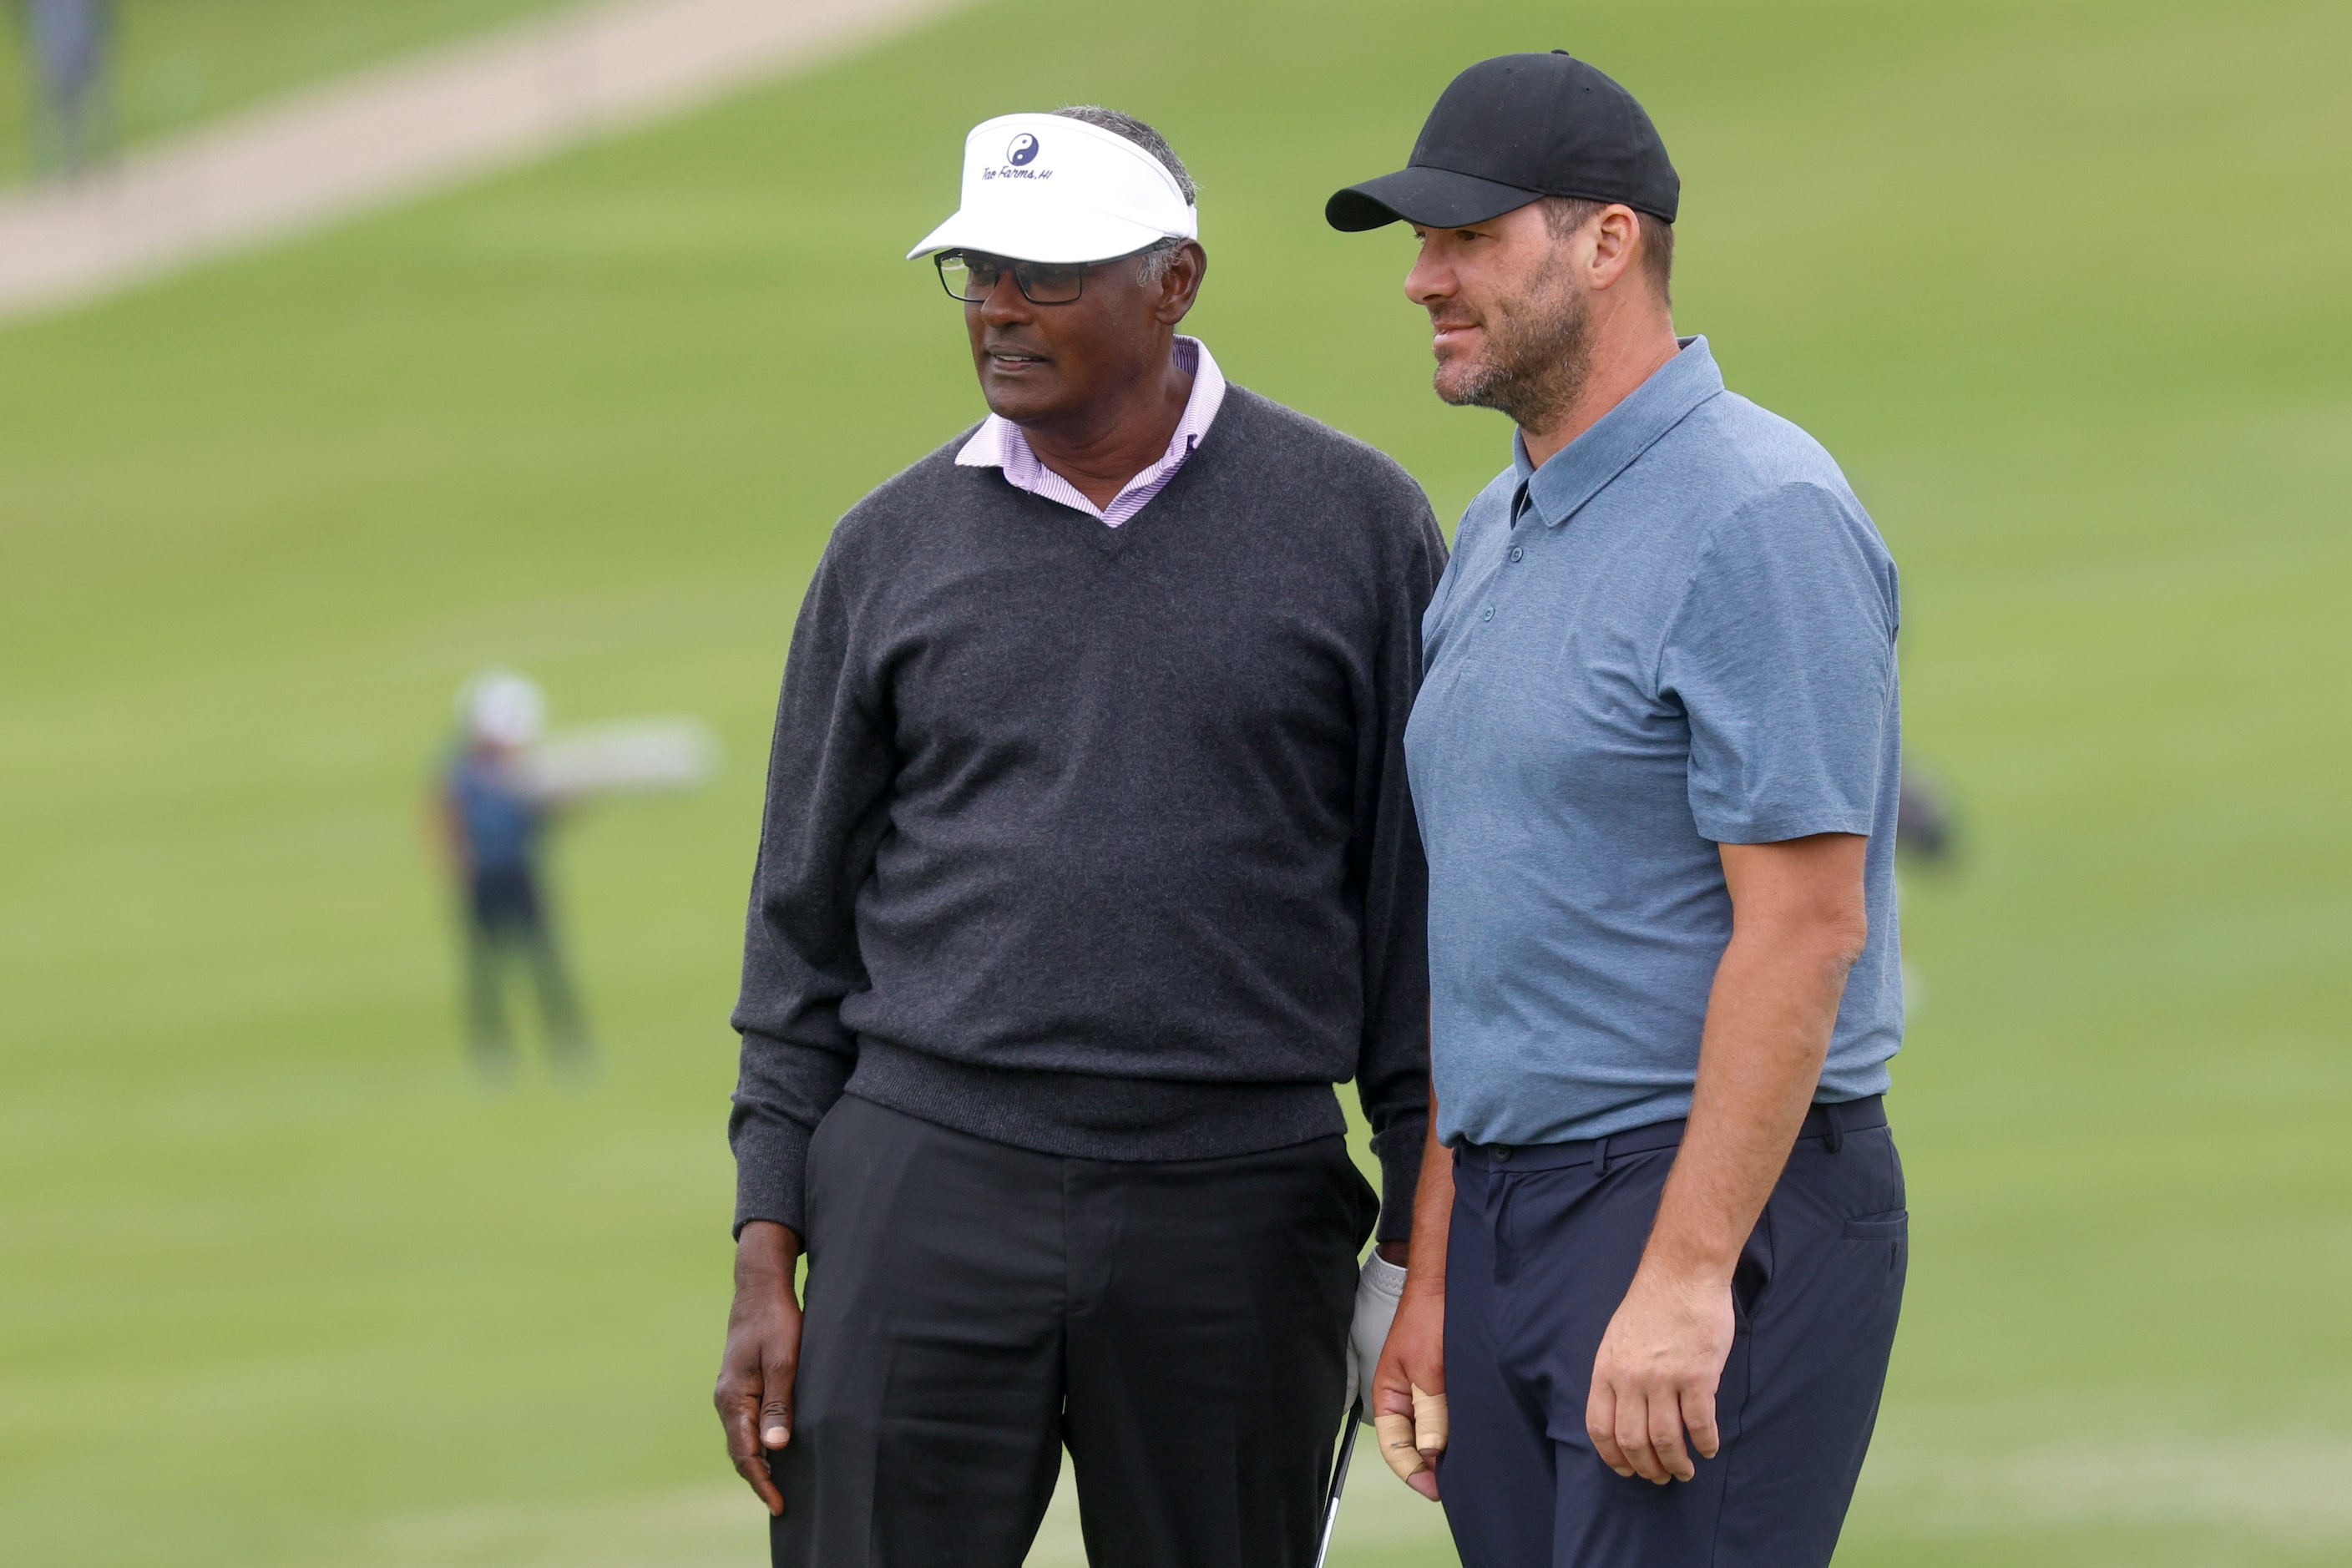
[730,386,1446,1241]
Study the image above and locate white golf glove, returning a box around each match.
[1343,1248,1409,1425]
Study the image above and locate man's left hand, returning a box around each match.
[1586,1264,1735,1484]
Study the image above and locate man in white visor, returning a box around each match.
[715,106,1445,1566]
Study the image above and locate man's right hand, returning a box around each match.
[1370,1278,1448,1500]
[714,1220,804,1516]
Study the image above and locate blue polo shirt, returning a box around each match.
[1404,337,1903,1149]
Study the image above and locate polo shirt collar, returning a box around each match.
[1512,336,1723,528]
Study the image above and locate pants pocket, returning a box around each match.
[1841,1210,1909,1241]
[1843,1209,1908,1279]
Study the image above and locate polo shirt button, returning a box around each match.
[1510,546,1524,563]
[1481,604,1495,622]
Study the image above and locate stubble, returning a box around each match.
[1435,250,1594,432]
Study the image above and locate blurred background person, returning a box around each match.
[16,0,114,177]
[435,668,592,1080]
[1896,759,1959,867]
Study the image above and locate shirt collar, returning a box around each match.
[956,336,1226,474]
[1512,336,1723,528]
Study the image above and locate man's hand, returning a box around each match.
[1370,1094,1455,1500]
[1586,1263,1736,1483]
[1370,1278,1447,1500]
[714,1221,803,1516]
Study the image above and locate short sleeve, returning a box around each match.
[1657,481,1897,845]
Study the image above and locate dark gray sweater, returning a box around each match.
[730,387,1444,1241]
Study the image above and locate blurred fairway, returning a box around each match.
[3,0,2350,1565]
[0,0,577,183]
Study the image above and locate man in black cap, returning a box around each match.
[1332,53,1909,1568]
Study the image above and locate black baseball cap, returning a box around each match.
[1326,52,1678,232]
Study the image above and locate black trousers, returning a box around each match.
[769,1095,1377,1568]
[1439,1098,1907,1568]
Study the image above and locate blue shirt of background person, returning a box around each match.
[1404,335,1903,1149]
[447,748,540,874]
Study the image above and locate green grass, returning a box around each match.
[3,0,2349,1565]
[1,0,581,183]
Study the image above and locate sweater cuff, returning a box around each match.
[1370,1107,1429,1244]
[729,1103,813,1240]
[729,1026,857,1241]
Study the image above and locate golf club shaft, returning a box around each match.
[1313,1401,1363,1568]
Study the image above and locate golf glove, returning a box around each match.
[1343,1248,1409,1425]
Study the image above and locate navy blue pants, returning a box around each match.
[1439,1098,1906,1568]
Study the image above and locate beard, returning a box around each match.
[1433,255,1593,432]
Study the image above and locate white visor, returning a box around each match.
[907,112,1198,266]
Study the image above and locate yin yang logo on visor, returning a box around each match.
[1007,133,1039,167]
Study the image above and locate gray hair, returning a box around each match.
[1542,196,1674,305]
[1053,104,1196,286]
